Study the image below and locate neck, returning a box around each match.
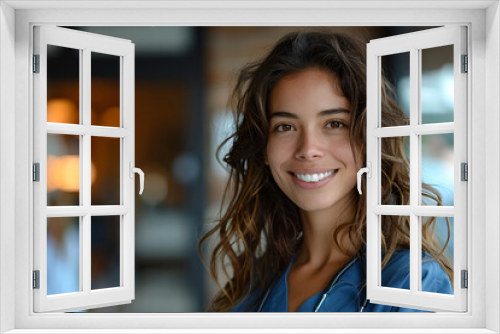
[296,192,359,268]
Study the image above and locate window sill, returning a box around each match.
[3,328,498,334]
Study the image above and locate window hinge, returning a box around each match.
[461,270,468,289]
[461,54,468,73]
[33,54,40,73]
[461,162,468,181]
[33,270,40,289]
[33,163,40,182]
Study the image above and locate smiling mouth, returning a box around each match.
[291,170,338,183]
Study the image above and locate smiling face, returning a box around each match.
[266,68,362,214]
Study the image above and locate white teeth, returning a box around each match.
[295,170,335,183]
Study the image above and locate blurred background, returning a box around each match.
[45,26,455,312]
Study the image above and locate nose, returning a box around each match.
[294,129,325,161]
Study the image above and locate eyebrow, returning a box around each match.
[269,108,351,119]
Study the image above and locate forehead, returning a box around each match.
[269,68,350,114]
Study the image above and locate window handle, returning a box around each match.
[129,162,144,195]
[357,162,371,195]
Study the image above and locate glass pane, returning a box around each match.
[91,137,120,205]
[381,136,410,205]
[421,45,454,124]
[47,134,80,206]
[381,51,410,125]
[47,217,80,295]
[381,215,410,290]
[91,52,120,127]
[47,45,80,124]
[421,216,454,295]
[421,134,454,206]
[91,216,120,290]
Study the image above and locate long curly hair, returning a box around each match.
[198,30,453,312]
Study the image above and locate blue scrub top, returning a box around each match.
[231,250,453,312]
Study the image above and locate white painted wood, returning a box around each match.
[372,205,455,217]
[90,206,131,216]
[368,26,467,57]
[409,46,420,297]
[46,123,130,138]
[0,329,498,334]
[33,26,135,312]
[366,26,468,312]
[452,25,469,314]
[366,36,380,302]
[121,41,136,294]
[7,4,490,333]
[3,0,497,10]
[37,26,132,56]
[33,24,50,314]
[372,123,454,138]
[41,286,132,313]
[485,3,500,333]
[46,206,130,217]
[0,2,16,333]
[417,48,424,292]
[90,126,130,138]
[79,47,85,294]
[82,46,92,296]
[46,207,88,217]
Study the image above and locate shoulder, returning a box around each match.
[381,250,452,294]
[231,291,260,312]
[230,282,265,312]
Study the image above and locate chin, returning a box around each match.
[295,200,337,213]
[293,192,355,214]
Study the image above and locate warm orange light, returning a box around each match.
[47,155,97,192]
[47,99,78,123]
[101,107,120,127]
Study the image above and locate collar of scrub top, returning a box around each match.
[256,251,370,312]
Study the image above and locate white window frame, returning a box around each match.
[365,26,468,312]
[0,1,498,333]
[33,26,136,312]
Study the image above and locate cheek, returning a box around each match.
[334,137,356,161]
[333,139,363,177]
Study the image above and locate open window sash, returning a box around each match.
[33,26,135,312]
[366,26,467,312]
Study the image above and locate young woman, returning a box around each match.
[199,30,453,312]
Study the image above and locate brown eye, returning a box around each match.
[326,121,346,129]
[275,124,295,132]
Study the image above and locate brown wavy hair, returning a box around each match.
[198,30,453,312]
